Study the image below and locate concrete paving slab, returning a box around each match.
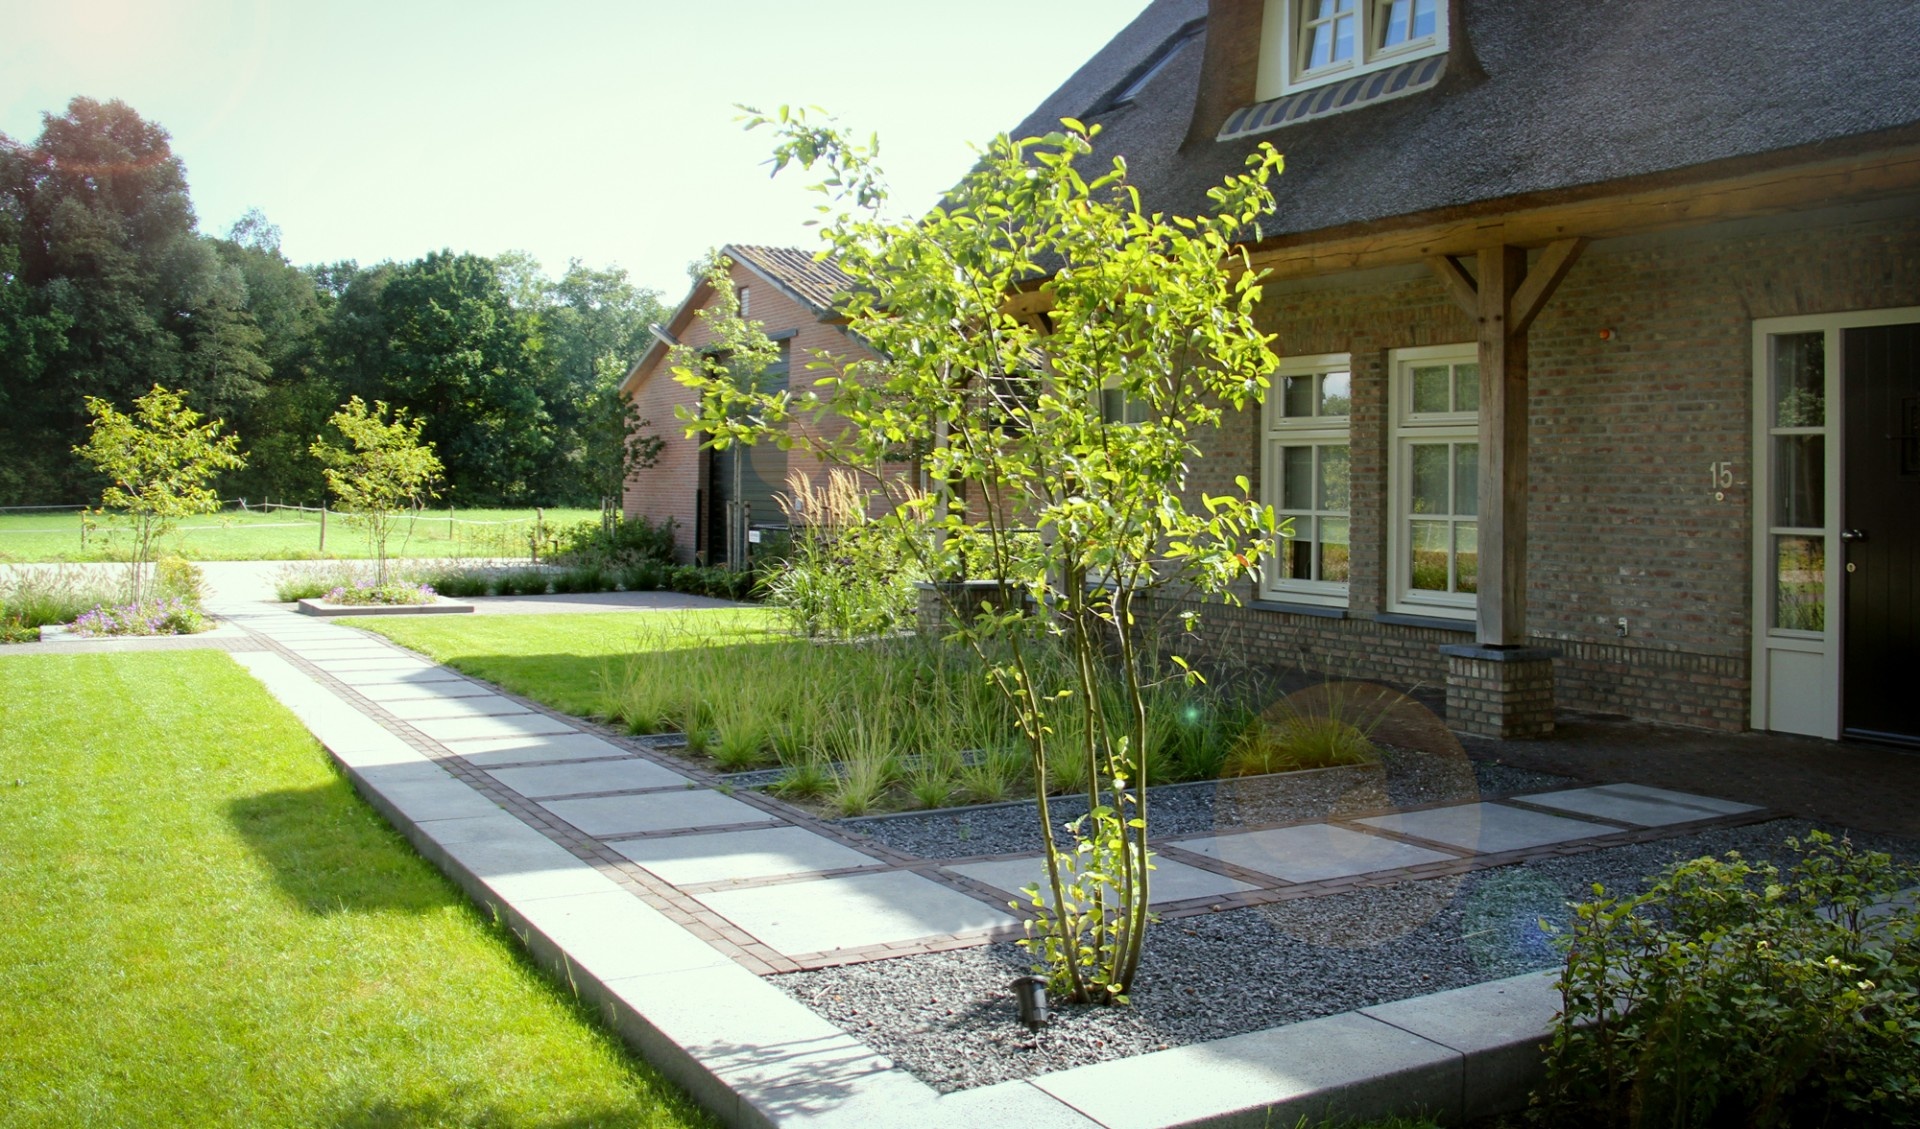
[323,667,471,687]
[599,963,897,1127]
[444,731,637,766]
[1175,822,1458,883]
[1521,783,1762,826]
[484,758,690,798]
[513,888,735,980]
[411,712,581,742]
[230,651,424,768]
[1033,1010,1461,1129]
[379,694,535,722]
[311,656,440,673]
[946,853,1260,907]
[415,813,624,903]
[351,679,495,702]
[540,789,767,836]
[696,870,1017,956]
[1362,970,1560,1122]
[1357,803,1621,854]
[610,826,879,885]
[354,760,506,822]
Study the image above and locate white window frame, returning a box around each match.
[1388,342,1479,619]
[1255,0,1449,101]
[1261,352,1352,607]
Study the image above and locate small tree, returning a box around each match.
[310,397,443,584]
[679,111,1283,1003]
[73,385,246,602]
[588,352,666,527]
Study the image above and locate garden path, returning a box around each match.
[171,585,1791,1126]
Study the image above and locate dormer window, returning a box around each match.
[1257,0,1448,100]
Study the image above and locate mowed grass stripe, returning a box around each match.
[0,650,715,1129]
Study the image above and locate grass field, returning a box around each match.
[357,608,783,718]
[0,650,715,1129]
[0,505,600,563]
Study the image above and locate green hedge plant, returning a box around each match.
[1536,830,1920,1128]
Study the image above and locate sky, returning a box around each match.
[2,0,1153,300]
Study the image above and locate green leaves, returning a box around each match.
[310,396,442,584]
[73,385,246,600]
[1538,831,1920,1127]
[677,113,1286,1007]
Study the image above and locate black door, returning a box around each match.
[1843,323,1920,744]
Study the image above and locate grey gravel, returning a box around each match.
[771,819,1917,1093]
[834,749,1573,860]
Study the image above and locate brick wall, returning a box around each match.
[621,258,879,563]
[1173,206,1920,731]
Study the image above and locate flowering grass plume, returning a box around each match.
[68,597,207,638]
[323,580,436,607]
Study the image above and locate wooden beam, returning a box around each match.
[1428,254,1479,318]
[1509,237,1588,336]
[1245,144,1920,282]
[1476,245,1530,648]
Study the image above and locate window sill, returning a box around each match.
[1251,598,1348,620]
[1223,54,1447,141]
[1374,611,1474,633]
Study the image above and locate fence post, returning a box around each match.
[319,503,327,553]
[533,507,543,564]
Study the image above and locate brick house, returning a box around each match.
[620,245,875,568]
[1002,0,1919,742]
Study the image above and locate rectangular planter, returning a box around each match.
[296,597,475,617]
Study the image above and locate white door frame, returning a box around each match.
[1750,305,1920,737]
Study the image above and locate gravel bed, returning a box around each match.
[771,818,1917,1093]
[834,750,1573,860]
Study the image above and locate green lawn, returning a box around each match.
[0,506,599,563]
[0,650,716,1129]
[355,608,783,718]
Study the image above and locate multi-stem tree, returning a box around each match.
[73,385,246,602]
[679,112,1284,1004]
[310,397,442,584]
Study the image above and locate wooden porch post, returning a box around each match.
[1477,245,1528,646]
[1430,238,1587,646]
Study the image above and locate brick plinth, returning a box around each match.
[1440,644,1558,739]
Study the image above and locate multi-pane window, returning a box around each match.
[1263,355,1351,606]
[1099,383,1149,426]
[1258,0,1448,98]
[1767,331,1827,633]
[1299,0,1358,74]
[1390,345,1479,617]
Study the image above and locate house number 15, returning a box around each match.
[1709,460,1735,501]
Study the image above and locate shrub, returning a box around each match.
[762,469,917,639]
[619,560,665,592]
[1534,831,1920,1128]
[153,556,206,606]
[0,566,127,639]
[551,515,677,567]
[323,580,435,607]
[272,560,365,602]
[69,596,206,637]
[410,566,488,598]
[492,568,550,597]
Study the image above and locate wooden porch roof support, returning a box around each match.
[1430,238,1588,647]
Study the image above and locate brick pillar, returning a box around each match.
[1439,644,1557,739]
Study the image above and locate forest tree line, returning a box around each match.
[0,97,670,508]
